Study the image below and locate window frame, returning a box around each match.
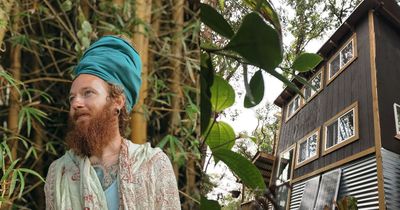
[322,101,359,156]
[394,103,400,139]
[302,68,324,104]
[327,34,358,85]
[276,144,296,186]
[285,94,303,122]
[295,127,321,168]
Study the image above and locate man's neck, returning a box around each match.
[89,134,122,167]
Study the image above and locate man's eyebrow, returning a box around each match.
[69,87,94,96]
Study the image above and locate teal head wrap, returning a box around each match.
[73,35,142,113]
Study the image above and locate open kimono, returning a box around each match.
[44,139,181,210]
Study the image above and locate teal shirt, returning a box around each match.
[94,166,120,209]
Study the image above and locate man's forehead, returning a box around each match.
[70,74,108,94]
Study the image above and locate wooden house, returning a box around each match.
[271,0,400,209]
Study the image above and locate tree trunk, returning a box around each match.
[131,0,152,144]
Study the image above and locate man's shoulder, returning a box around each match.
[125,139,162,155]
[124,139,171,165]
[46,151,75,175]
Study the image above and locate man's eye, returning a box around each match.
[84,90,94,97]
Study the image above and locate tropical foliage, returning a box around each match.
[200,0,322,208]
[0,0,199,209]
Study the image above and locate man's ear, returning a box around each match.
[115,94,125,110]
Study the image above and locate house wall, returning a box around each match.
[289,155,379,209]
[277,14,375,179]
[374,13,400,153]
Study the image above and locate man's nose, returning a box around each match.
[71,97,85,110]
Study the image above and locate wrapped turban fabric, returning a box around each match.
[74,35,142,113]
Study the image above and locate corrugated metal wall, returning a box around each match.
[289,181,306,210]
[289,155,379,209]
[338,155,379,209]
[382,148,400,209]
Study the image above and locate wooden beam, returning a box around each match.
[368,10,386,210]
[292,147,375,183]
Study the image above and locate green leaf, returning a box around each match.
[243,0,281,35]
[200,196,221,210]
[267,68,304,97]
[224,12,282,71]
[61,0,72,12]
[218,0,225,11]
[200,53,214,135]
[17,170,24,198]
[1,159,19,183]
[244,70,264,108]
[81,37,91,49]
[292,53,323,72]
[8,171,17,196]
[210,75,235,112]
[81,21,92,35]
[206,121,235,151]
[200,3,234,39]
[293,74,317,92]
[18,168,45,182]
[213,149,266,191]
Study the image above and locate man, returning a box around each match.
[44,36,181,210]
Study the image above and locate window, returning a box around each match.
[303,69,323,102]
[296,127,320,168]
[394,103,400,136]
[275,145,295,210]
[314,169,341,210]
[323,102,359,155]
[276,145,295,185]
[327,35,357,84]
[299,176,320,209]
[276,184,290,210]
[286,95,301,121]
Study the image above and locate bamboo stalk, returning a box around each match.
[0,0,13,50]
[32,52,45,208]
[169,0,184,134]
[131,0,152,144]
[8,3,21,161]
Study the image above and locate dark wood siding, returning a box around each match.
[374,13,400,153]
[277,14,375,179]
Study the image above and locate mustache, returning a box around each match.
[72,111,91,121]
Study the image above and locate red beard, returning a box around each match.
[65,102,118,157]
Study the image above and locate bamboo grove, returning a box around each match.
[0,0,200,209]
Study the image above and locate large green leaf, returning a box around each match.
[224,12,282,71]
[242,0,281,35]
[200,196,221,210]
[210,75,235,112]
[200,3,234,39]
[213,149,266,191]
[244,70,264,108]
[201,53,214,135]
[206,121,236,151]
[292,53,323,72]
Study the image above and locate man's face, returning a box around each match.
[66,74,119,157]
[69,74,110,126]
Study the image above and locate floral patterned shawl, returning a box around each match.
[44,139,181,210]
